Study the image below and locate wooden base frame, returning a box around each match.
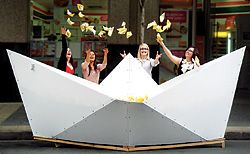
[34,136,225,152]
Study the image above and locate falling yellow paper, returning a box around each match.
[80,22,89,31]
[156,25,169,33]
[155,25,163,32]
[160,12,165,23]
[98,30,106,37]
[156,33,163,42]
[117,27,127,34]
[103,26,109,31]
[117,21,132,39]
[77,4,84,11]
[78,12,85,18]
[88,26,96,35]
[67,18,75,25]
[67,9,75,17]
[117,21,128,34]
[126,31,132,38]
[166,19,171,29]
[121,21,126,27]
[65,29,71,38]
[107,27,114,36]
[103,26,114,37]
[80,23,96,35]
[147,21,157,29]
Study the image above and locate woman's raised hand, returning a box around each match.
[103,48,109,55]
[61,27,67,35]
[120,50,127,58]
[155,51,162,60]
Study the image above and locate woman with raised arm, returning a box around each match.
[57,27,75,75]
[157,39,200,75]
[81,48,109,84]
[120,43,162,77]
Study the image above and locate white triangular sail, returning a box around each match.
[101,53,158,101]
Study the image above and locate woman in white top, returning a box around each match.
[121,43,162,77]
[157,39,200,75]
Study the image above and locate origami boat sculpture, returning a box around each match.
[7,46,245,151]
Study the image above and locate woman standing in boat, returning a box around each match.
[57,27,75,75]
[81,48,109,84]
[157,39,200,75]
[120,43,162,77]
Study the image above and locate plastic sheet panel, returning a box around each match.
[101,53,158,100]
[147,47,246,140]
[7,50,113,137]
[127,103,205,146]
[55,100,129,145]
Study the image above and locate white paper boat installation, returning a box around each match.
[6,46,245,150]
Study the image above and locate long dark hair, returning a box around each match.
[176,46,199,75]
[57,34,74,71]
[86,50,97,76]
[57,50,74,72]
[182,46,199,60]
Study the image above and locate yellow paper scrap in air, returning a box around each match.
[98,30,106,37]
[67,9,74,17]
[80,23,89,31]
[156,33,163,41]
[80,23,96,35]
[166,19,171,29]
[121,21,126,27]
[160,12,165,23]
[126,31,132,38]
[117,27,127,34]
[87,26,96,35]
[103,26,114,36]
[147,21,157,29]
[65,29,71,38]
[67,18,75,25]
[78,12,85,18]
[77,4,84,11]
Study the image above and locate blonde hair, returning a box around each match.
[137,43,150,60]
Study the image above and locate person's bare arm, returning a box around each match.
[157,39,181,65]
[102,48,109,65]
[81,49,91,71]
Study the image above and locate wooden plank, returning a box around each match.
[128,139,225,151]
[34,136,225,152]
[34,136,128,151]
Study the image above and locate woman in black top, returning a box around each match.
[157,39,200,75]
[57,27,75,74]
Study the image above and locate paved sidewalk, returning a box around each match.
[0,89,250,140]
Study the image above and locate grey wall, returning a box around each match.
[0,0,30,43]
[0,0,29,102]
